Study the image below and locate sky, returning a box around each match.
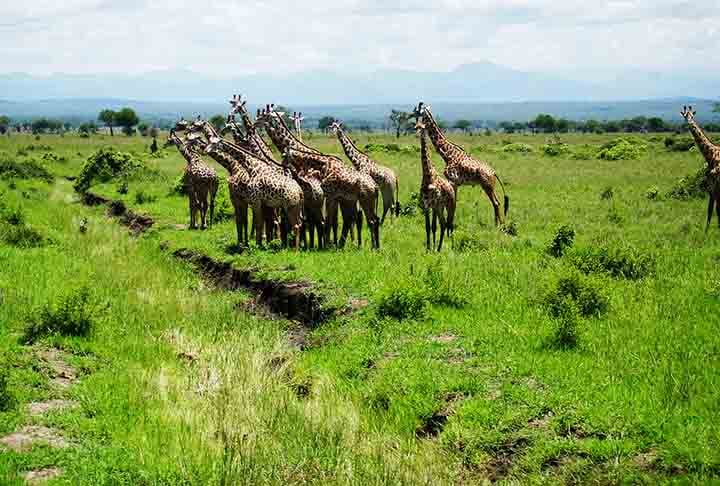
[1,0,718,79]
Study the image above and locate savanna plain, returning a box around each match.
[1,128,719,484]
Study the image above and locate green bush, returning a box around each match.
[664,136,695,152]
[597,138,647,161]
[22,288,94,344]
[645,186,661,200]
[423,264,469,308]
[364,143,418,154]
[214,187,234,223]
[0,367,14,412]
[376,279,429,321]
[571,245,655,280]
[399,192,423,217]
[452,229,489,253]
[134,190,157,205]
[0,201,25,226]
[549,297,581,350]
[501,143,534,154]
[544,272,609,319]
[600,187,614,200]
[0,155,54,183]
[541,141,571,157]
[1,224,46,248]
[667,168,709,200]
[547,225,575,258]
[501,221,519,236]
[171,173,189,196]
[74,147,143,193]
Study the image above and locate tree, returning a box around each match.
[98,109,116,136]
[499,121,515,133]
[533,114,556,133]
[714,102,720,113]
[0,115,10,135]
[317,116,334,132]
[79,122,97,136]
[453,119,472,134]
[137,122,149,137]
[209,114,226,132]
[114,107,139,136]
[647,117,666,132]
[389,110,412,138]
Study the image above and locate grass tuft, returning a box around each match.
[547,225,575,258]
[544,271,609,319]
[22,288,95,344]
[571,245,655,280]
[376,278,429,321]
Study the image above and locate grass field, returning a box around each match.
[1,128,719,484]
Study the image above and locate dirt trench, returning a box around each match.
[82,192,154,234]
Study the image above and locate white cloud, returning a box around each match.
[0,0,718,78]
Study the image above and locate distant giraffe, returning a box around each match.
[680,106,720,232]
[202,134,304,249]
[330,120,400,223]
[416,119,455,251]
[184,132,251,246]
[291,112,305,141]
[284,146,380,249]
[413,102,509,226]
[166,129,218,230]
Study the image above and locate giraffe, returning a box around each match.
[184,131,251,247]
[283,146,380,249]
[228,95,278,164]
[412,102,509,226]
[680,106,720,232]
[291,112,305,142]
[295,167,325,249]
[202,134,304,249]
[416,120,456,251]
[330,120,400,223]
[166,129,218,230]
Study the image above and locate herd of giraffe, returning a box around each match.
[165,96,720,253]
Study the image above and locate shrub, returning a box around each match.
[542,136,571,157]
[134,190,157,205]
[0,155,54,183]
[665,136,695,152]
[544,272,609,319]
[1,224,46,248]
[549,297,580,349]
[597,138,647,160]
[501,221,519,236]
[608,209,623,225]
[423,264,469,308]
[171,173,189,196]
[0,367,14,412]
[571,245,655,280]
[0,203,25,226]
[667,168,709,200]
[74,147,143,193]
[501,143,534,154]
[214,188,234,223]
[645,186,660,200]
[42,153,66,164]
[399,192,423,217]
[452,229,488,253]
[570,145,595,160]
[376,279,429,321]
[117,181,129,195]
[547,225,575,258]
[600,187,614,200]
[22,288,94,344]
[364,143,418,154]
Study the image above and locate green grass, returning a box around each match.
[1,130,720,483]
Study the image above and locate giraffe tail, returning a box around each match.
[496,173,510,217]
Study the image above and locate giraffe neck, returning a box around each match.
[226,119,246,144]
[264,119,294,152]
[216,139,266,176]
[419,129,436,185]
[686,119,719,167]
[198,121,220,140]
[335,128,369,169]
[237,111,275,162]
[175,140,201,168]
[288,148,329,173]
[206,149,242,175]
[422,111,465,163]
[237,105,255,133]
[270,114,315,152]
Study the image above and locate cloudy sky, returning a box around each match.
[1,0,718,78]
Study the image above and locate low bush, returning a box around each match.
[0,367,14,412]
[74,147,144,193]
[364,143,418,154]
[171,173,189,196]
[597,138,647,161]
[0,155,54,183]
[645,186,661,200]
[667,168,709,200]
[42,152,67,164]
[376,279,429,321]
[664,136,695,152]
[541,141,571,157]
[544,271,609,319]
[1,224,46,248]
[501,143,534,154]
[501,221,519,236]
[570,145,596,160]
[571,245,655,280]
[423,264,469,308]
[549,297,581,349]
[22,288,94,344]
[214,187,234,223]
[399,192,423,217]
[547,225,575,258]
[134,190,157,205]
[452,229,489,253]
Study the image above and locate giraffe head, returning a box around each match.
[329,120,343,134]
[174,118,191,133]
[412,102,428,120]
[185,131,208,152]
[164,128,179,148]
[203,134,224,155]
[680,105,697,123]
[229,94,247,116]
[414,118,427,135]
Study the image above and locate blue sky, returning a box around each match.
[1,0,718,78]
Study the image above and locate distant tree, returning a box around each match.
[78,122,97,136]
[436,118,448,130]
[499,121,515,133]
[318,116,334,132]
[98,109,116,136]
[453,119,472,134]
[647,117,666,132]
[714,102,720,113]
[389,110,412,138]
[115,108,139,136]
[209,114,226,132]
[30,118,62,134]
[533,114,556,133]
[555,118,570,133]
[0,115,10,135]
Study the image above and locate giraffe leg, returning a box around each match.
[437,212,447,252]
[432,210,438,249]
[188,190,196,229]
[208,185,217,229]
[356,209,363,249]
[241,201,248,246]
[424,210,432,251]
[484,186,503,226]
[287,206,302,251]
[252,205,264,248]
[715,194,720,232]
[380,185,393,225]
[706,193,715,233]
